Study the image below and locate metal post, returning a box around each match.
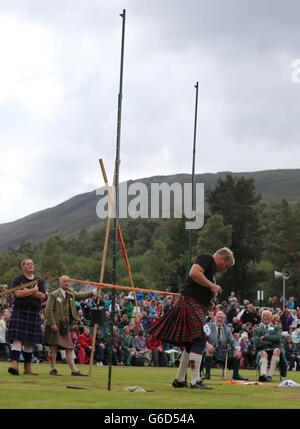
[188,82,199,270]
[108,9,126,391]
[283,278,286,309]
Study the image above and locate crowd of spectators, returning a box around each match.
[0,286,181,367]
[207,292,300,371]
[1,284,300,372]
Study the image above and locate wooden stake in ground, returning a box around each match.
[223,345,229,380]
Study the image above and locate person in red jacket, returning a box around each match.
[78,326,92,364]
[147,335,168,367]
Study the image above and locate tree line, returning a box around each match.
[1,175,299,303]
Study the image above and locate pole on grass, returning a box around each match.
[188,82,199,270]
[108,9,126,391]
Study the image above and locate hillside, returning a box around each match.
[0,168,299,252]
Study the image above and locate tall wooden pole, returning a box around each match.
[108,9,126,391]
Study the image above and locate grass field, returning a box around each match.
[0,362,300,409]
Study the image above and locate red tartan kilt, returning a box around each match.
[146,295,207,346]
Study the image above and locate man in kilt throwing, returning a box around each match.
[7,259,46,375]
[147,248,235,389]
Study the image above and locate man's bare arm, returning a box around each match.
[189,264,222,295]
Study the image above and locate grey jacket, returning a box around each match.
[206,323,240,351]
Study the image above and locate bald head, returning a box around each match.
[261,310,272,324]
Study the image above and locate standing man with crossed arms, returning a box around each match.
[147,248,235,389]
[253,309,287,382]
[7,258,45,376]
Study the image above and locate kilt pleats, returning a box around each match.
[44,326,74,350]
[7,307,43,344]
[147,295,207,345]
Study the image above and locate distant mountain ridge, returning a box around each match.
[0,168,299,252]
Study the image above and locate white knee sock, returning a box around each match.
[189,352,203,385]
[268,356,280,377]
[176,350,190,382]
[260,357,268,376]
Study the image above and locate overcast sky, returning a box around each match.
[0,0,299,223]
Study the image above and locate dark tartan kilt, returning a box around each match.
[146,295,207,346]
[7,307,43,344]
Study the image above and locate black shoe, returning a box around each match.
[266,376,273,382]
[8,367,19,376]
[232,375,249,381]
[172,379,188,388]
[190,380,213,390]
[71,371,88,376]
[203,374,211,380]
[50,369,62,376]
[258,374,267,382]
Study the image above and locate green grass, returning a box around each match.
[0,362,300,409]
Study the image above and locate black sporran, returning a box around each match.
[59,321,68,336]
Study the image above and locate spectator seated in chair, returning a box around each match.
[239,331,255,369]
[253,309,287,382]
[120,326,136,366]
[112,325,123,365]
[284,334,300,371]
[95,325,109,366]
[133,330,152,365]
[78,326,92,364]
[164,342,182,367]
[203,311,248,381]
[147,335,168,367]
